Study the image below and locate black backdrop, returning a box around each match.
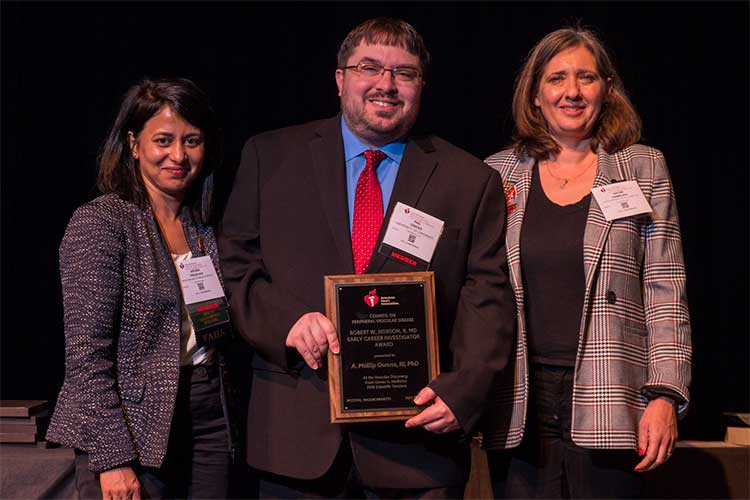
[2,1,748,441]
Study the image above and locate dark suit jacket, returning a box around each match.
[219,116,514,488]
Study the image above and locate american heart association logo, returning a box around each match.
[364,289,379,308]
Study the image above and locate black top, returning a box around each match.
[520,164,591,367]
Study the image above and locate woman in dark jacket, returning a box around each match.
[47,78,233,499]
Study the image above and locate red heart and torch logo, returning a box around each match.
[364,289,379,308]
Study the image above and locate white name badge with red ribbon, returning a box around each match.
[176,256,232,347]
[378,202,445,271]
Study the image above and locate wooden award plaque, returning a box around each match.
[324,272,440,423]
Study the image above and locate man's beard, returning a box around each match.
[341,95,417,146]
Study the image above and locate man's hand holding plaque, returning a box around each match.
[404,387,460,433]
[285,312,340,370]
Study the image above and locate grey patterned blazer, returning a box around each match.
[46,193,229,472]
[482,145,692,450]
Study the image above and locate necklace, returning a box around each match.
[543,155,597,189]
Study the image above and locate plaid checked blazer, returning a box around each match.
[481,145,691,450]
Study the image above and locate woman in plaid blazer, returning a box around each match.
[482,28,691,498]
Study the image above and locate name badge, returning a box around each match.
[176,256,233,347]
[591,181,652,221]
[378,202,445,270]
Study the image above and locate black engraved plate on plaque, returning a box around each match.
[335,282,430,412]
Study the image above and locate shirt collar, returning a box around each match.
[341,115,407,164]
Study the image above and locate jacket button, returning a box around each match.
[606,291,617,304]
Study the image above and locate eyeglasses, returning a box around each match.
[341,62,422,84]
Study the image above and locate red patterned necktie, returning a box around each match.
[352,149,387,275]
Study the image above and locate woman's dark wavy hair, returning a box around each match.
[512,27,642,161]
[97,78,222,224]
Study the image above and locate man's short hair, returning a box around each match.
[337,17,430,75]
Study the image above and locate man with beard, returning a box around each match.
[219,17,515,498]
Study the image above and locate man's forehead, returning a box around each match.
[347,42,419,64]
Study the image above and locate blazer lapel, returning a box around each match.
[581,148,621,298]
[309,117,355,273]
[367,136,437,274]
[504,156,534,303]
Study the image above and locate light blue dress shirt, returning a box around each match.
[341,116,405,233]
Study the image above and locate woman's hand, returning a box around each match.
[634,398,678,472]
[99,466,140,500]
